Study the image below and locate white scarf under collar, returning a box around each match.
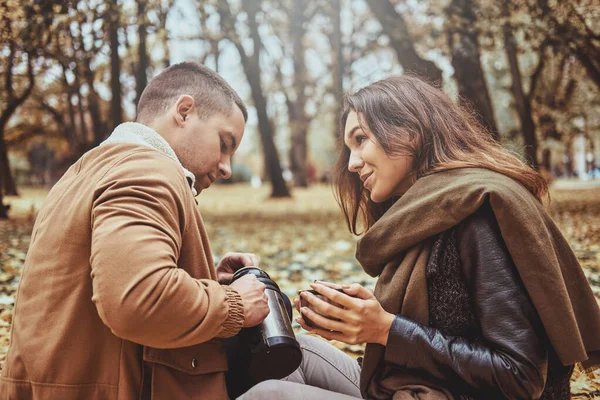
[101,122,198,196]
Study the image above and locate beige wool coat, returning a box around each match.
[0,143,245,399]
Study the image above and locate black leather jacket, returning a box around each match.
[384,205,550,399]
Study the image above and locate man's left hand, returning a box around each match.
[216,252,259,284]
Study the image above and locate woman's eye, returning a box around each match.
[355,135,365,145]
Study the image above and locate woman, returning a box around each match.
[239,75,600,400]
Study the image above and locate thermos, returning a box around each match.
[230,266,303,383]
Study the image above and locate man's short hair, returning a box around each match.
[136,62,248,123]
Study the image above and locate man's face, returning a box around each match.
[172,105,246,194]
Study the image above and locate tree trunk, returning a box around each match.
[218,1,290,198]
[82,57,107,146]
[74,72,90,147]
[445,0,498,140]
[0,190,9,219]
[288,0,309,188]
[330,0,344,144]
[572,46,600,88]
[0,38,35,198]
[503,9,538,167]
[365,0,442,83]
[289,113,309,187]
[61,64,79,153]
[136,0,149,108]
[158,1,173,69]
[109,1,123,131]
[245,61,290,198]
[0,131,18,197]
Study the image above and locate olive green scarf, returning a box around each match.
[357,168,600,399]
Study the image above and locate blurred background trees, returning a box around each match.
[1,0,599,217]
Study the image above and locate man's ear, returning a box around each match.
[174,95,195,126]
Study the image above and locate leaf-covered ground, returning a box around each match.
[1,182,599,397]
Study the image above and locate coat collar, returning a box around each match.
[102,122,198,196]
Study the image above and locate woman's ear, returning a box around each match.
[174,95,195,126]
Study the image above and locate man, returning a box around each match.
[0,62,269,399]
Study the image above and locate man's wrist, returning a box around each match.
[216,286,245,338]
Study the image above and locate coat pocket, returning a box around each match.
[142,338,228,375]
[142,339,230,400]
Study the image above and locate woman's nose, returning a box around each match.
[348,152,364,173]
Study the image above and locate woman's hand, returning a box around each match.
[294,281,395,346]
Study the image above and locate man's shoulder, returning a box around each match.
[91,143,185,183]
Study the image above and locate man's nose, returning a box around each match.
[348,152,364,173]
[218,159,232,180]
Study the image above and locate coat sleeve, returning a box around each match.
[383,203,548,399]
[90,150,244,349]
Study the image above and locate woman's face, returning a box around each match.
[343,111,415,202]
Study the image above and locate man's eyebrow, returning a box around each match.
[223,131,237,150]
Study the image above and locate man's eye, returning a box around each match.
[220,139,228,152]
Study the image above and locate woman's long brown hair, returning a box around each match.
[333,74,548,235]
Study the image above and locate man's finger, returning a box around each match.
[218,272,234,284]
[247,253,259,266]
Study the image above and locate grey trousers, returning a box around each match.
[237,335,363,399]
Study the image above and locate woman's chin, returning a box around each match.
[369,190,389,203]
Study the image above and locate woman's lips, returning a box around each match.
[363,173,373,189]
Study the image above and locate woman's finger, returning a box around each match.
[295,316,312,332]
[310,283,357,309]
[309,327,346,342]
[299,291,346,320]
[342,283,374,300]
[314,280,343,290]
[300,306,347,332]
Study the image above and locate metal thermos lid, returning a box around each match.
[231,266,281,292]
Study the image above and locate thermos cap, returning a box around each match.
[231,266,281,292]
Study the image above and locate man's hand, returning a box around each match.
[216,252,259,284]
[230,274,270,327]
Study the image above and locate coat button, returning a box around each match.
[191,358,198,369]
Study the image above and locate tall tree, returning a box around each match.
[68,8,109,147]
[445,0,498,139]
[156,0,175,68]
[525,0,600,89]
[135,0,150,108]
[364,0,443,83]
[108,0,123,131]
[329,0,345,144]
[502,1,546,167]
[217,0,290,197]
[0,7,35,217]
[279,0,314,187]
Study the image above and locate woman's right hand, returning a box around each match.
[296,282,395,346]
[294,280,344,314]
